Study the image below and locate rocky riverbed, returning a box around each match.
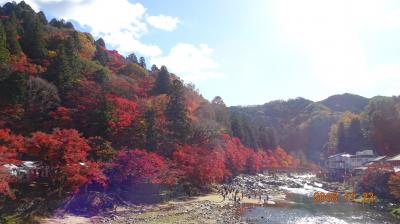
[43,172,390,224]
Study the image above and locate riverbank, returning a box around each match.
[39,172,399,223]
[39,173,317,223]
[40,193,247,224]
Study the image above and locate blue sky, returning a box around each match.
[2,0,400,106]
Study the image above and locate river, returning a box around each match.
[243,180,398,224]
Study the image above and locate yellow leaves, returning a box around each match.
[388,173,400,200]
[340,111,361,127]
[77,32,96,59]
[47,50,57,58]
[121,63,148,79]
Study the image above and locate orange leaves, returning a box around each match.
[389,173,400,200]
[9,54,45,75]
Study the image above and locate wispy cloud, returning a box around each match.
[151,43,226,81]
[146,15,180,31]
[0,0,226,82]
[0,0,168,56]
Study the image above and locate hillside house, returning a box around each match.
[387,154,400,166]
[2,161,50,181]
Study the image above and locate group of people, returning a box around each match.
[218,185,270,204]
[218,185,243,203]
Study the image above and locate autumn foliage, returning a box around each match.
[389,173,400,200]
[25,129,107,192]
[0,2,311,207]
[112,149,169,185]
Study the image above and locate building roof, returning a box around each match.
[371,156,386,162]
[387,154,400,161]
[354,166,368,170]
[2,161,40,176]
[341,154,352,157]
[328,153,352,158]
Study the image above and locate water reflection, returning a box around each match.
[244,193,397,224]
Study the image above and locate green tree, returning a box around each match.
[165,79,192,143]
[211,96,230,129]
[0,72,28,105]
[258,126,277,150]
[0,20,10,63]
[363,97,400,155]
[45,40,80,94]
[145,109,158,151]
[37,11,48,25]
[4,12,22,56]
[64,35,81,73]
[127,52,138,63]
[231,113,244,139]
[153,65,171,95]
[337,122,346,153]
[139,56,146,69]
[94,40,108,65]
[151,64,159,73]
[20,12,46,59]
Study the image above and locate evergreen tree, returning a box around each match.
[0,72,28,105]
[145,109,157,151]
[139,56,146,69]
[95,38,106,48]
[127,52,138,63]
[211,96,230,129]
[337,122,346,153]
[0,20,10,63]
[65,36,81,73]
[241,118,258,149]
[151,64,159,73]
[4,12,22,56]
[20,12,46,59]
[37,11,48,25]
[346,119,367,154]
[165,79,192,143]
[45,41,80,94]
[231,113,244,139]
[153,65,171,94]
[258,126,277,150]
[94,38,108,65]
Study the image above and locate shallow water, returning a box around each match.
[244,193,397,224]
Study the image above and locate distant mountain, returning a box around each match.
[228,94,379,162]
[319,93,369,113]
[229,93,400,162]
[230,97,341,162]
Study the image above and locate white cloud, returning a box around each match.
[146,15,180,31]
[0,0,177,56]
[151,43,226,81]
[0,0,225,81]
[273,0,400,90]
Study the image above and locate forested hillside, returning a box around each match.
[0,2,315,221]
[230,94,400,162]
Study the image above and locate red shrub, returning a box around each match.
[112,149,169,184]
